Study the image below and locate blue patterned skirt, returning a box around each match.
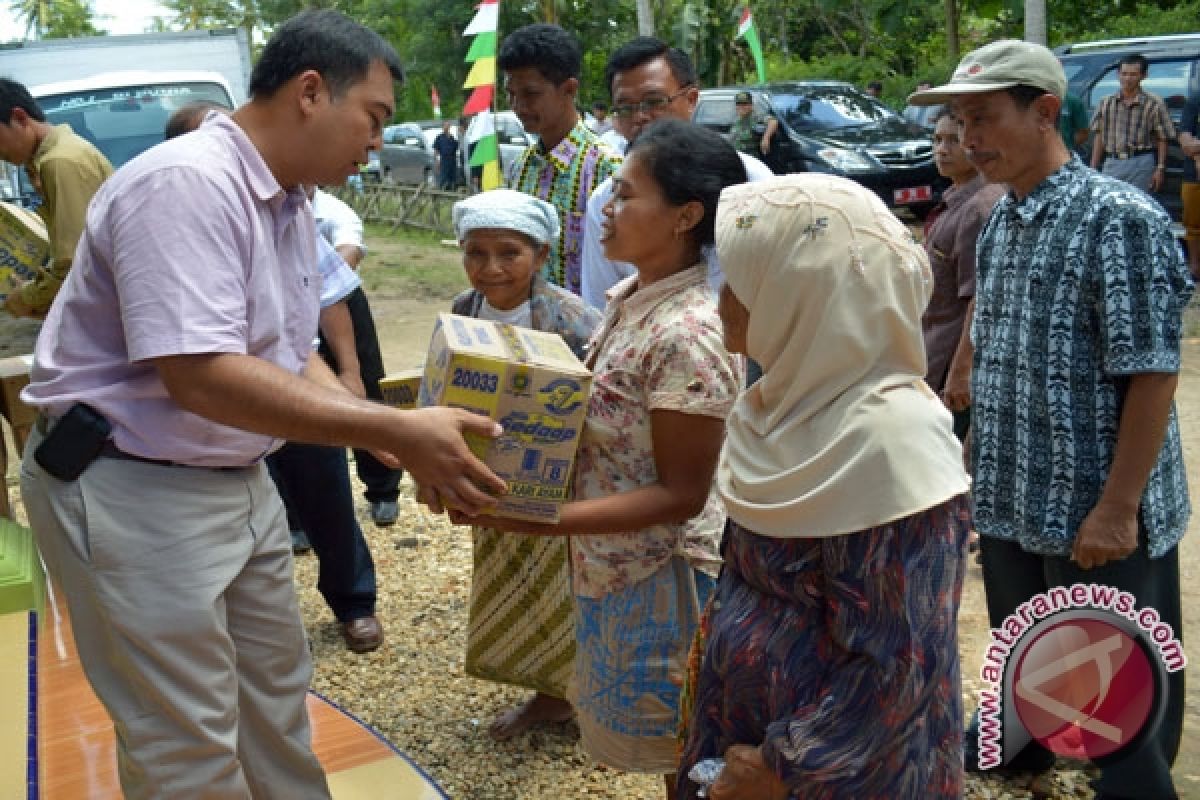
[571,556,716,773]
[678,494,971,799]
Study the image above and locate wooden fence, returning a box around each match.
[329,183,464,238]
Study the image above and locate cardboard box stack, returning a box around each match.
[378,368,424,410]
[0,202,48,301]
[419,313,592,523]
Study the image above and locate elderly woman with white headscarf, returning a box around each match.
[677,175,972,800]
[449,189,602,740]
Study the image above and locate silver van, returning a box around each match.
[379,123,435,185]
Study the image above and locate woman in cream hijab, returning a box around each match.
[677,174,971,800]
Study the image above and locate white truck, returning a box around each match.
[0,28,252,202]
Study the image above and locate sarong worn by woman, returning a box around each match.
[680,502,970,799]
[678,174,972,799]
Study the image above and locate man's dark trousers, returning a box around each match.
[977,531,1184,800]
[267,442,377,622]
[318,286,402,507]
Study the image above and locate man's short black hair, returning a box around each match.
[0,79,45,125]
[592,101,607,111]
[603,37,697,99]
[1007,84,1049,109]
[248,9,404,100]
[867,80,884,92]
[496,24,581,85]
[1119,54,1149,75]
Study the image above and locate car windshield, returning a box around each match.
[770,87,894,131]
[39,81,233,168]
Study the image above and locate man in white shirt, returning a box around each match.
[580,37,773,311]
[311,189,404,528]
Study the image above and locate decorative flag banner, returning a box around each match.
[463,0,499,36]
[472,111,502,190]
[736,8,767,84]
[467,112,499,166]
[465,31,497,62]
[464,57,497,89]
[431,85,442,118]
[462,84,494,116]
[462,0,502,189]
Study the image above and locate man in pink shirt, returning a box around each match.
[20,10,504,798]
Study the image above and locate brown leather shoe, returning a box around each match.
[341,616,383,653]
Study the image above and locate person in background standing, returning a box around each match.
[432,120,459,190]
[0,78,112,318]
[922,106,1004,440]
[580,38,773,313]
[589,101,613,136]
[499,23,621,295]
[1178,90,1200,279]
[728,90,778,161]
[1089,53,1175,193]
[1058,91,1090,156]
[311,187,404,529]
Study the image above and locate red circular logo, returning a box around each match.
[1011,618,1155,759]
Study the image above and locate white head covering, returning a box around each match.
[715,174,969,538]
[453,189,561,245]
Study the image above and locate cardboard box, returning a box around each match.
[0,203,47,301]
[378,368,424,410]
[420,313,592,523]
[0,354,35,429]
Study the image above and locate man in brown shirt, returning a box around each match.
[0,79,112,317]
[922,107,1005,440]
[1089,53,1175,193]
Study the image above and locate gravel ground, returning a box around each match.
[296,474,1102,800]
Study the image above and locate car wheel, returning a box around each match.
[382,168,394,185]
[424,169,435,187]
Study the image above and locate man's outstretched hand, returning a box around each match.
[394,406,507,515]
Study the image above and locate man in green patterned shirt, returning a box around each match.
[499,23,621,295]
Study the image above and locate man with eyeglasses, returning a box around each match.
[580,37,774,311]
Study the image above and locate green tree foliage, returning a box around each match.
[11,0,101,38]
[123,0,1200,122]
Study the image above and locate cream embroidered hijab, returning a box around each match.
[715,175,968,538]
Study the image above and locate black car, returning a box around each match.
[1055,33,1200,224]
[695,82,945,216]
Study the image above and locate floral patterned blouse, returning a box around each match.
[570,264,742,598]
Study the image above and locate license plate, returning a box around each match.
[894,185,932,204]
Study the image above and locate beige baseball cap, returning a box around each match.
[907,39,1067,106]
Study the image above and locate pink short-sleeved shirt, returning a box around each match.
[22,113,320,467]
[570,265,742,598]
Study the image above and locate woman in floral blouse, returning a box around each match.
[450,119,745,798]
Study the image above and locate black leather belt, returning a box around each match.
[1108,149,1154,159]
[36,413,243,471]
